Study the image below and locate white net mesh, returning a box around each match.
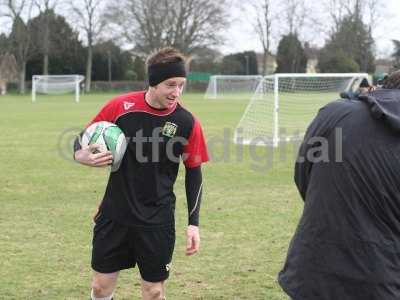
[204,75,263,99]
[33,75,84,94]
[234,74,368,146]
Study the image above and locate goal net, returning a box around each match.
[32,75,85,102]
[204,75,263,99]
[234,73,369,147]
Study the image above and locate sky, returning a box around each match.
[220,0,400,59]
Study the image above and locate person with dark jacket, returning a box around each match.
[278,71,400,300]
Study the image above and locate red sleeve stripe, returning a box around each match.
[183,117,209,168]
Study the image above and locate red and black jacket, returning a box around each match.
[80,91,208,227]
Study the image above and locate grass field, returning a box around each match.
[0,92,306,299]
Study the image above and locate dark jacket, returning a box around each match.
[278,89,400,300]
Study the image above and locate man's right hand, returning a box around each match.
[74,144,113,167]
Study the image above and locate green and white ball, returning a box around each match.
[81,121,127,172]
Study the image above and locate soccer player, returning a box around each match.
[278,70,400,300]
[73,47,209,300]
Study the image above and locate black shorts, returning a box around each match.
[91,212,175,282]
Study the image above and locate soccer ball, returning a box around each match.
[81,121,127,172]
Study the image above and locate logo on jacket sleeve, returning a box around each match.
[123,101,135,110]
[162,122,178,138]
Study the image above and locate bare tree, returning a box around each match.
[251,0,274,75]
[69,0,107,92]
[322,0,381,71]
[323,0,382,33]
[0,0,35,93]
[364,0,384,35]
[324,0,348,33]
[281,0,307,35]
[106,0,228,56]
[32,0,58,75]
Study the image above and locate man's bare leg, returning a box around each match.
[141,279,166,300]
[91,271,119,299]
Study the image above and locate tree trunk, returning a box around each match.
[19,62,26,94]
[43,54,49,75]
[85,45,92,93]
[0,80,6,95]
[262,51,267,75]
[108,51,112,83]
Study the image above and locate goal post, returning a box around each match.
[32,75,85,103]
[234,73,369,147]
[204,75,263,99]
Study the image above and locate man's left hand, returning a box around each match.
[186,225,200,256]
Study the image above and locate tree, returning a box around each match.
[282,0,307,35]
[323,0,382,33]
[91,41,135,81]
[1,0,35,93]
[220,51,258,75]
[318,0,381,72]
[106,0,229,55]
[0,33,18,95]
[252,0,273,75]
[220,56,242,75]
[0,33,10,55]
[323,0,356,34]
[393,40,400,69]
[0,34,9,54]
[317,14,375,73]
[318,49,360,72]
[70,0,107,92]
[132,56,145,81]
[31,0,58,75]
[275,33,307,73]
[190,47,222,74]
[26,11,86,78]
